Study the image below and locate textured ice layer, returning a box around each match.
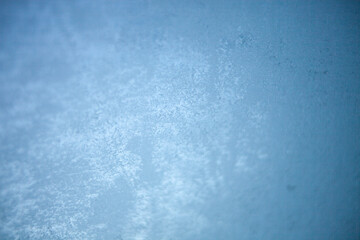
[0,1,359,239]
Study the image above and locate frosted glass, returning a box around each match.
[0,1,359,239]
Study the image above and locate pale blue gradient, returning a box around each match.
[0,1,359,239]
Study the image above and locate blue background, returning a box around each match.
[0,1,359,239]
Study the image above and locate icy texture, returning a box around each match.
[0,1,359,239]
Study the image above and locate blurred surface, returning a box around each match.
[0,0,359,239]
